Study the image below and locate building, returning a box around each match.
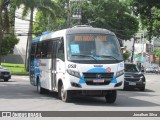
[123,32,153,69]
[2,8,36,64]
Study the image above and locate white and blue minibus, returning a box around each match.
[29,25,124,103]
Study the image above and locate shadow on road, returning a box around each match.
[70,90,160,107]
[0,80,16,82]
[121,88,155,92]
[0,79,159,108]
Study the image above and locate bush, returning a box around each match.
[123,50,131,61]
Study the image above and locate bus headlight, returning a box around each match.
[67,69,81,78]
[116,70,124,78]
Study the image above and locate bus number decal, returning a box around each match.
[68,64,76,68]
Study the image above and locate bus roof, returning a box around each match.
[32,36,40,43]
[38,26,115,42]
[66,26,114,35]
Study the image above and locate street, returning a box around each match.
[0,75,159,120]
[0,74,160,112]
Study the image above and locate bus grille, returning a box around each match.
[83,72,114,85]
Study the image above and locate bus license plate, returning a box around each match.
[93,79,104,83]
[129,82,136,85]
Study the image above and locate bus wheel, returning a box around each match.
[60,83,71,102]
[105,90,117,103]
[37,80,46,94]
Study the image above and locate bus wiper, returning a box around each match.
[71,54,98,61]
[97,55,119,62]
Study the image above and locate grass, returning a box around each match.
[1,63,29,75]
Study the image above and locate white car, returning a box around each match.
[146,66,154,73]
[0,66,11,82]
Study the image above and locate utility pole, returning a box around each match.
[131,36,136,63]
[67,0,71,28]
[67,0,89,27]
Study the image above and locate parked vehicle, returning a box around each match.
[146,66,159,73]
[124,63,146,91]
[0,66,11,82]
[146,66,154,73]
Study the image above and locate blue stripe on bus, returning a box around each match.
[78,67,117,84]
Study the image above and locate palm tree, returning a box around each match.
[0,0,3,65]
[0,0,16,64]
[13,0,60,70]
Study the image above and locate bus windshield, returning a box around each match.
[66,34,123,63]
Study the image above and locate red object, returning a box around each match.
[106,67,111,72]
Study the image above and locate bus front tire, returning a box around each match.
[60,83,71,102]
[105,90,117,103]
[37,80,46,94]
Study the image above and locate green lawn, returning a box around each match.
[1,63,29,75]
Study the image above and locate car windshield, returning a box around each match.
[125,64,140,72]
[66,34,123,62]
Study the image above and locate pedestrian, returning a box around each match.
[141,65,144,73]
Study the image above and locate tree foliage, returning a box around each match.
[33,0,139,41]
[33,11,66,34]
[0,0,19,64]
[13,0,60,70]
[154,48,160,59]
[123,50,131,61]
[33,0,66,34]
[1,35,19,56]
[129,0,160,41]
[80,0,139,40]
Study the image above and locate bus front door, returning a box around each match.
[51,40,57,90]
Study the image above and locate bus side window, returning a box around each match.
[36,42,41,58]
[31,44,36,59]
[41,41,52,59]
[57,38,64,61]
[41,41,47,58]
[47,41,52,58]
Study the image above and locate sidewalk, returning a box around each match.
[12,75,29,80]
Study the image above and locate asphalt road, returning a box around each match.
[0,74,160,120]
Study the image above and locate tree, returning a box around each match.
[1,34,19,55]
[129,0,160,41]
[14,0,60,70]
[33,0,67,34]
[33,0,139,42]
[154,49,160,66]
[0,0,4,65]
[123,50,131,61]
[33,10,66,34]
[80,0,139,40]
[0,0,19,65]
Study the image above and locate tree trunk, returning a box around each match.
[25,8,34,71]
[0,3,3,65]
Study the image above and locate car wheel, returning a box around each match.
[105,90,117,103]
[4,79,9,82]
[37,80,47,94]
[60,83,71,102]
